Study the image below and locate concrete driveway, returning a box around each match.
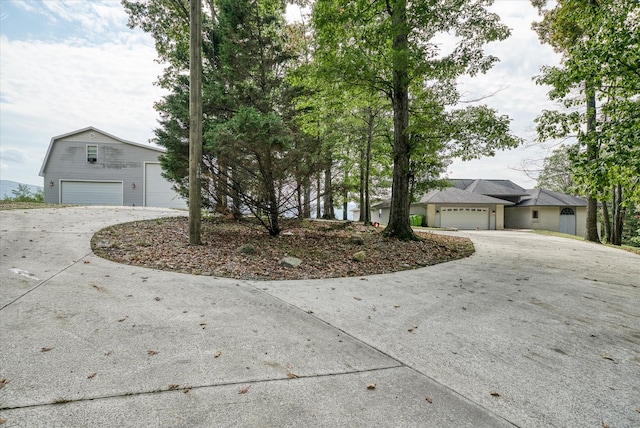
[1,206,638,427]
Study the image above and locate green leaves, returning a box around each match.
[533,0,640,205]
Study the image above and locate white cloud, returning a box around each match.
[0,0,564,189]
[0,1,166,186]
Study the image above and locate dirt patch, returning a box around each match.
[91,217,474,280]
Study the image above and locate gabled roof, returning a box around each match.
[516,188,587,207]
[419,187,515,205]
[39,126,164,177]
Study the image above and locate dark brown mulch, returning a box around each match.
[91,217,474,280]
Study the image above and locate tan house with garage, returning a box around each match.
[370,179,587,235]
[505,188,587,236]
[39,127,186,209]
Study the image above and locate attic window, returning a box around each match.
[532,210,539,219]
[87,145,98,163]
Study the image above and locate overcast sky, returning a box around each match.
[0,0,561,188]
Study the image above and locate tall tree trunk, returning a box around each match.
[216,155,229,214]
[316,172,322,219]
[303,175,311,218]
[602,197,612,244]
[359,111,374,225]
[322,148,334,219]
[359,142,366,222]
[584,82,599,243]
[383,0,417,240]
[230,164,242,220]
[188,0,202,245]
[612,184,624,246]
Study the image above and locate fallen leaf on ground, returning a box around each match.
[41,347,53,352]
[0,379,8,390]
[353,296,362,301]
[91,217,474,280]
[87,373,96,379]
[168,384,179,390]
[118,316,128,322]
[214,351,222,358]
[287,372,299,379]
[425,396,433,403]
[238,386,251,394]
[147,350,158,356]
[366,383,376,390]
[602,355,616,362]
[489,391,501,397]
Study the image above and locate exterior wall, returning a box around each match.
[495,204,505,230]
[505,206,587,236]
[372,207,390,225]
[42,130,164,206]
[426,204,437,227]
[575,207,586,237]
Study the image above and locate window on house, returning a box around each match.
[87,145,98,163]
[532,210,539,219]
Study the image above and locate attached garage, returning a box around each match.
[60,180,123,205]
[440,207,489,229]
[144,163,187,209]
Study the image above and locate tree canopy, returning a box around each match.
[532,0,640,243]
[123,0,524,238]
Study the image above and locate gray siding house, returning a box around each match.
[39,127,186,209]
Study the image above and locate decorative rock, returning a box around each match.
[280,257,302,268]
[237,243,257,254]
[352,251,366,262]
[349,234,365,245]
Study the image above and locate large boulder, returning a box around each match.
[280,257,302,268]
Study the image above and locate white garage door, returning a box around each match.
[61,181,123,205]
[144,163,186,208]
[441,207,489,230]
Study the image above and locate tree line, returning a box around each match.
[122,0,637,244]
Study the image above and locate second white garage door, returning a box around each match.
[60,180,123,205]
[440,207,489,230]
[144,163,187,208]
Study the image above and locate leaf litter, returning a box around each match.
[92,217,474,281]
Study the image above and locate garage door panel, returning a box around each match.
[441,207,489,230]
[144,163,186,209]
[61,181,123,205]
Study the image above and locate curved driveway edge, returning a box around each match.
[1,207,638,427]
